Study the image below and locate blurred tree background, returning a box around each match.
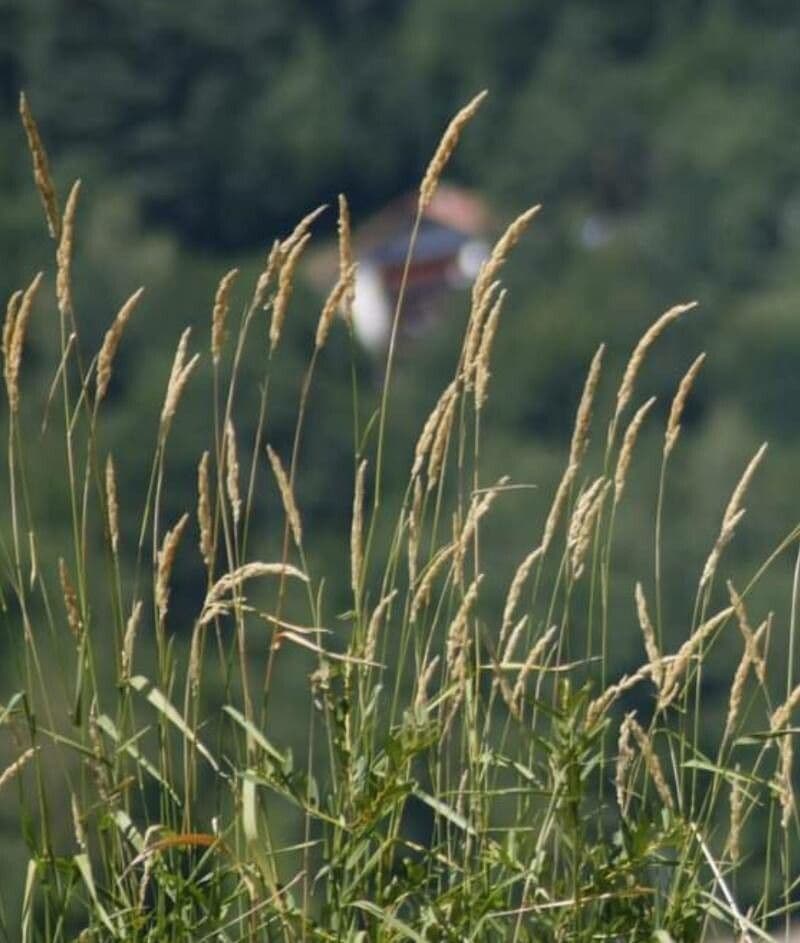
[2,0,800,923]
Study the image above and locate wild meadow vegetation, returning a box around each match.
[2,92,800,942]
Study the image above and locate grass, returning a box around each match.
[1,91,799,942]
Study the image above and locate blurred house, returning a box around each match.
[307,184,491,353]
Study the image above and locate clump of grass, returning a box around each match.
[1,91,799,943]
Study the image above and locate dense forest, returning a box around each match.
[3,0,800,923]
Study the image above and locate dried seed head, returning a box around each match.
[3,290,23,368]
[197,451,213,570]
[160,329,199,436]
[225,420,242,527]
[270,233,310,352]
[699,444,767,590]
[96,288,144,402]
[502,615,529,666]
[635,582,662,691]
[350,459,367,598]
[121,600,142,681]
[5,272,43,414]
[699,508,746,590]
[455,479,506,571]
[419,91,487,212]
[500,547,543,649]
[156,513,189,621]
[427,386,459,492]
[616,713,636,817]
[725,617,768,743]
[56,180,81,317]
[105,454,119,555]
[658,606,734,710]
[628,716,674,810]
[770,682,800,733]
[71,793,87,852]
[266,444,303,549]
[412,381,457,481]
[779,734,795,829]
[59,558,83,641]
[568,478,609,579]
[569,344,605,469]
[338,194,355,325]
[0,747,37,792]
[724,443,768,532]
[474,289,507,409]
[446,576,482,678]
[211,268,239,364]
[19,92,59,238]
[280,204,326,257]
[463,280,501,389]
[614,301,697,427]
[585,663,654,729]
[664,353,706,458]
[541,463,577,556]
[511,624,558,718]
[614,397,656,505]
[364,589,398,663]
[254,240,281,311]
[411,543,455,622]
[407,476,423,587]
[316,263,356,349]
[472,205,541,306]
[414,655,440,711]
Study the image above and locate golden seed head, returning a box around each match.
[59,558,83,641]
[266,444,303,549]
[412,380,457,481]
[270,233,310,352]
[338,194,355,325]
[419,91,488,212]
[472,205,541,307]
[614,396,657,505]
[511,624,558,718]
[316,263,356,349]
[628,716,674,810]
[5,272,44,414]
[225,420,242,527]
[540,462,577,556]
[197,451,213,570]
[106,454,119,555]
[500,547,543,648]
[616,713,636,817]
[56,180,81,317]
[364,589,398,664]
[211,268,239,364]
[569,344,605,468]
[426,386,459,492]
[350,459,367,598]
[0,747,37,792]
[635,582,662,690]
[96,287,145,402]
[19,92,60,239]
[474,288,507,409]
[121,600,143,681]
[463,279,501,389]
[664,352,706,457]
[658,606,734,710]
[160,329,199,436]
[614,301,697,426]
[156,513,189,622]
